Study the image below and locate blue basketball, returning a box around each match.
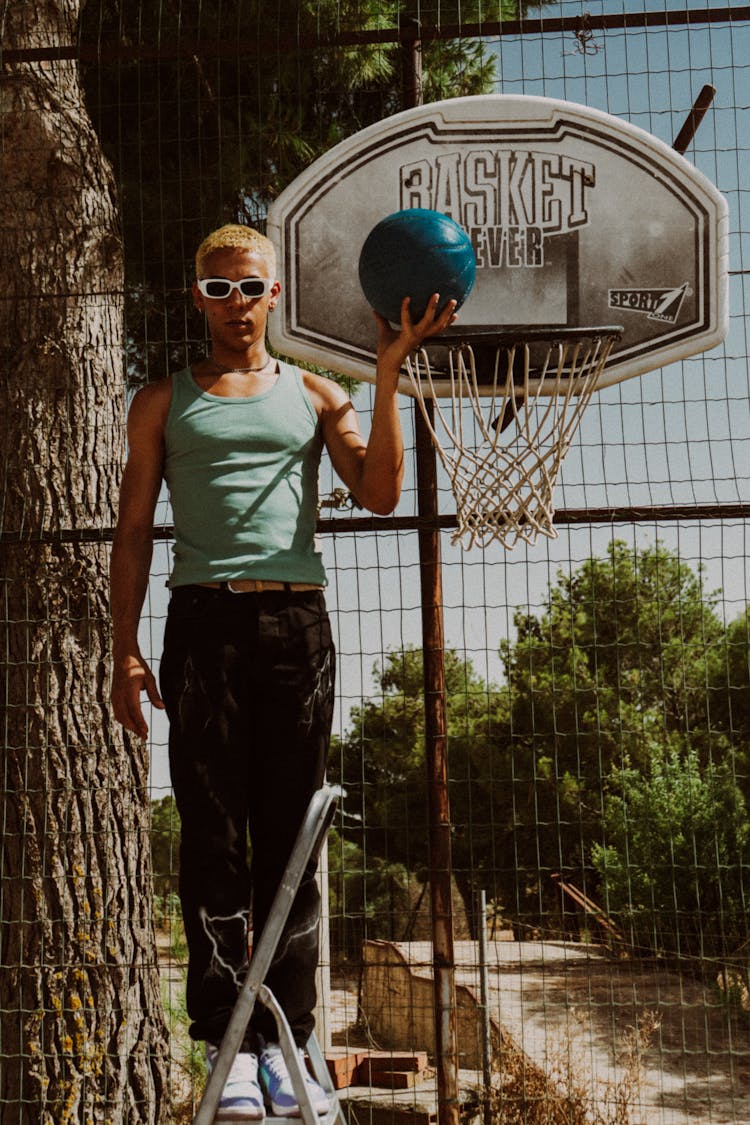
[358,208,476,325]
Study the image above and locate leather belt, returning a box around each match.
[197,580,324,594]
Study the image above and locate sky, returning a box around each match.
[143,3,750,794]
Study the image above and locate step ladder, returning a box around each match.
[193,784,347,1125]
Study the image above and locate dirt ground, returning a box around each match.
[158,931,750,1124]
[471,940,750,1125]
[337,940,750,1125]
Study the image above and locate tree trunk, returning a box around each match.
[0,4,170,1121]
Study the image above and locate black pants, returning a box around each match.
[160,585,335,1051]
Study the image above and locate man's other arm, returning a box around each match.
[110,381,170,738]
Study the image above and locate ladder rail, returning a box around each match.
[193,784,342,1125]
[257,986,346,1125]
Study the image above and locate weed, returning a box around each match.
[157,905,205,1122]
[488,1009,658,1125]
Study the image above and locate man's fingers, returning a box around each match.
[112,694,147,738]
[414,294,457,337]
[127,698,149,740]
[144,667,165,710]
[116,687,148,738]
[111,662,162,738]
[398,296,413,330]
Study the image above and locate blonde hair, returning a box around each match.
[195,224,276,277]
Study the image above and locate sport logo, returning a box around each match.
[608,283,691,324]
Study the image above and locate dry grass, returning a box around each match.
[489,1010,659,1125]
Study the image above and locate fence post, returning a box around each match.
[402,21,460,1125]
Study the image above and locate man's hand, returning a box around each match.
[375,293,458,373]
[313,292,457,516]
[111,652,165,739]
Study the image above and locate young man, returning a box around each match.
[110,224,456,1121]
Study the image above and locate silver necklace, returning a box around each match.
[208,354,273,374]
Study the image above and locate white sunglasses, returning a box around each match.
[197,276,274,299]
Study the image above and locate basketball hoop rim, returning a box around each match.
[403,323,626,549]
[426,324,624,349]
[405,324,625,400]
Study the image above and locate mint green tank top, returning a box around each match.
[164,362,327,587]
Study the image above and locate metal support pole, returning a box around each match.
[672,84,716,154]
[400,22,459,1125]
[400,16,423,110]
[477,891,493,1125]
[415,398,460,1125]
[314,840,332,1050]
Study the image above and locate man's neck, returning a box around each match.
[191,358,280,398]
[209,345,271,373]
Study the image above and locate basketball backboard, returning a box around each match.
[267,95,728,395]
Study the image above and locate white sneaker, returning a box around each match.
[206,1042,266,1122]
[259,1042,330,1117]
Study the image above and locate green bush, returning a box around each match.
[592,740,750,964]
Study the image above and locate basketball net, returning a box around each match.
[405,329,621,550]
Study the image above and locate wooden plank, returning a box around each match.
[319,1049,366,1089]
[358,1051,429,1077]
[363,1069,429,1090]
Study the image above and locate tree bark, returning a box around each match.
[0,3,170,1121]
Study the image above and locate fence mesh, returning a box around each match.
[2,2,749,1123]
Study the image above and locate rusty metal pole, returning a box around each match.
[415,408,460,1125]
[400,20,460,1125]
[672,84,717,154]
